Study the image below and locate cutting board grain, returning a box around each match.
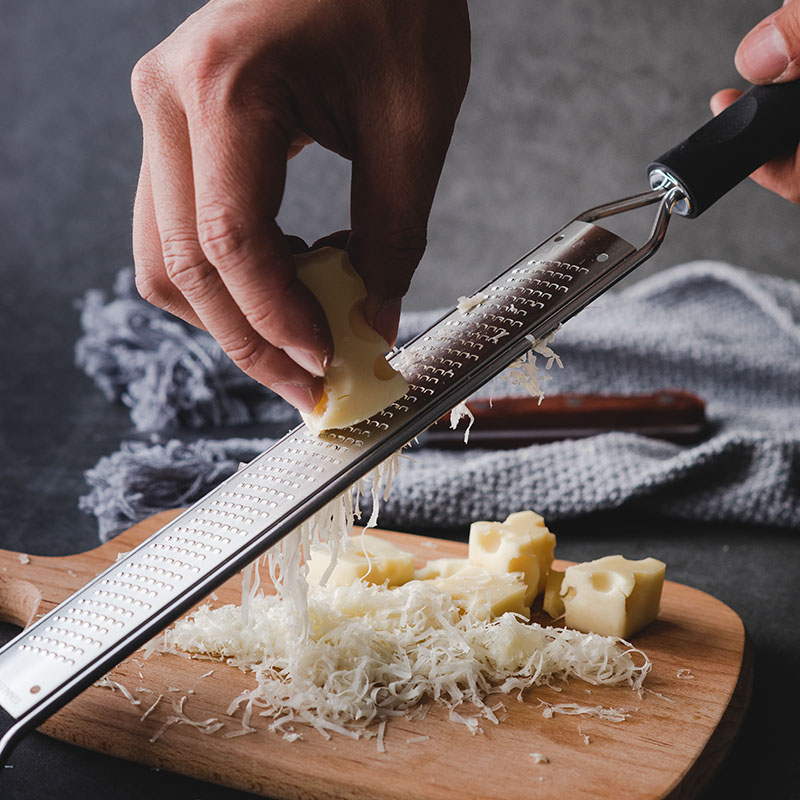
[0,510,751,800]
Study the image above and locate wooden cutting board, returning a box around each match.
[0,510,751,800]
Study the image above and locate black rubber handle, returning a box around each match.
[648,81,800,217]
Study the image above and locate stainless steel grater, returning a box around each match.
[2,76,800,763]
[0,181,683,761]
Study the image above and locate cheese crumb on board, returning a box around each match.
[560,555,666,639]
[537,700,635,723]
[294,247,408,433]
[469,511,556,605]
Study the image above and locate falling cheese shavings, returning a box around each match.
[245,451,401,646]
[457,293,489,313]
[507,329,563,404]
[530,753,550,764]
[17,554,30,565]
[449,400,476,444]
[166,578,651,742]
[676,668,695,679]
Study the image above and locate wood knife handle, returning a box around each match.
[427,389,707,448]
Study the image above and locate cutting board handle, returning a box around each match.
[0,510,186,632]
[0,561,42,629]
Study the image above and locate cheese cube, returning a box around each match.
[560,555,666,639]
[294,247,408,433]
[468,510,556,606]
[542,569,565,619]
[306,533,415,588]
[431,566,529,621]
[414,557,470,581]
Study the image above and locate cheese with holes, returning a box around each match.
[431,566,529,621]
[414,557,470,580]
[306,533,415,588]
[560,555,665,638]
[294,247,408,433]
[468,510,556,606]
[543,569,565,618]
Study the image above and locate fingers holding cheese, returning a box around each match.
[294,247,408,433]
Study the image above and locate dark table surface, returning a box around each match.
[2,1,799,798]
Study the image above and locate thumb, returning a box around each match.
[735,1,800,83]
[348,114,454,348]
[709,87,743,116]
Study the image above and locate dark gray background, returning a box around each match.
[1,1,798,798]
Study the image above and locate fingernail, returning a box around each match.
[283,346,328,377]
[737,24,788,81]
[369,298,403,346]
[273,383,318,413]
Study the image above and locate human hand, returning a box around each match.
[710,0,800,204]
[131,0,470,411]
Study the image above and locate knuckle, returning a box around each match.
[134,270,171,308]
[160,232,210,289]
[174,32,233,100]
[779,10,800,61]
[130,51,166,113]
[381,225,428,264]
[243,303,282,338]
[196,207,251,265]
[224,336,262,375]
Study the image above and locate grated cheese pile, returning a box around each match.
[157,329,651,744]
[166,578,650,741]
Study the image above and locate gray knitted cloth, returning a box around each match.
[76,261,800,541]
